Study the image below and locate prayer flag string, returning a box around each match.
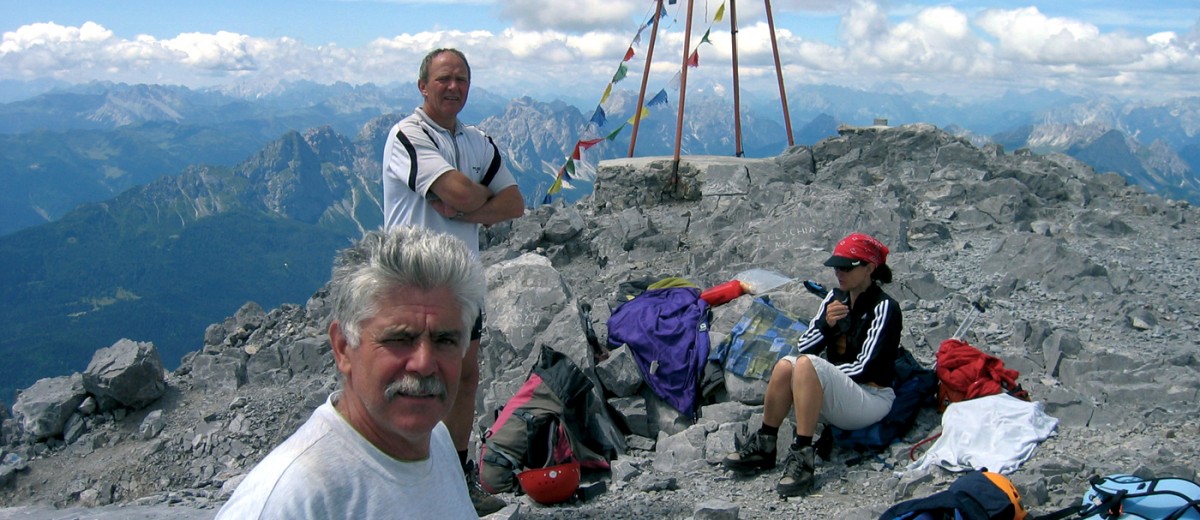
[545,1,727,200]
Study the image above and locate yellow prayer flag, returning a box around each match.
[626,106,650,125]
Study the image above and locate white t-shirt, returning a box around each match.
[382,107,518,259]
[214,392,477,519]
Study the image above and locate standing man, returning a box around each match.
[216,226,485,518]
[382,47,523,515]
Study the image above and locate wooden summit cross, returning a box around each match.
[628,0,794,164]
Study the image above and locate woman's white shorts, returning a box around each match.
[781,354,895,431]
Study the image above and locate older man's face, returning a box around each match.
[332,285,465,460]
[418,51,470,127]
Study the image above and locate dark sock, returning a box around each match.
[759,423,780,437]
[792,435,813,451]
[458,449,469,470]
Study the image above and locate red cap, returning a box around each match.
[824,233,888,267]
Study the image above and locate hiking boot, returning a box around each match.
[776,445,816,497]
[722,431,777,472]
[464,460,506,516]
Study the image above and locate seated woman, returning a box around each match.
[722,233,901,497]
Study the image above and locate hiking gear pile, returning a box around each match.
[908,393,1058,474]
[517,461,582,505]
[1036,474,1200,520]
[606,285,712,416]
[478,346,619,496]
[709,296,807,380]
[936,338,1030,413]
[879,469,1029,520]
[700,279,746,306]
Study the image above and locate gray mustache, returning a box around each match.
[384,374,447,401]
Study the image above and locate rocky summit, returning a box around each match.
[2,123,1198,519]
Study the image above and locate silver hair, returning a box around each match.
[418,48,471,84]
[328,226,484,352]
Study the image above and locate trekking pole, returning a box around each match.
[579,302,610,362]
[951,300,986,340]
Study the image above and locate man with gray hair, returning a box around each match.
[216,225,484,518]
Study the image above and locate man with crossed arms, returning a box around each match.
[382,47,523,515]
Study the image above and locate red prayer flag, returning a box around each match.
[578,137,605,151]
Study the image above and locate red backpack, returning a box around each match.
[935,338,1030,413]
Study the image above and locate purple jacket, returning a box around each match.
[606,287,711,416]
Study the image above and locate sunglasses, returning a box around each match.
[833,264,863,272]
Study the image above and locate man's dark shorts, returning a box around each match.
[470,311,484,342]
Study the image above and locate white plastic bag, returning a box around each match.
[733,269,793,294]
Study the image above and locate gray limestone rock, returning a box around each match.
[694,499,740,520]
[138,410,166,440]
[189,354,246,393]
[7,123,1200,519]
[11,374,86,440]
[82,339,166,411]
[594,346,643,397]
[543,204,585,244]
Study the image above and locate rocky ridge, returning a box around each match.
[2,123,1198,519]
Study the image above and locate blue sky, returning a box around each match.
[2,0,1198,104]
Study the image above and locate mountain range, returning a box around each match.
[1,79,1199,403]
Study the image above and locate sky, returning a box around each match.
[2,0,1199,106]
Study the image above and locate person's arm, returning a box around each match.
[837,298,901,378]
[453,185,524,226]
[429,168,523,225]
[795,293,836,355]
[428,169,494,213]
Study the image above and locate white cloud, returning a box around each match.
[1,2,1197,103]
[500,0,642,32]
[976,7,1147,65]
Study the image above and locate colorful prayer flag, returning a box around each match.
[624,47,635,62]
[715,3,726,23]
[600,83,613,104]
[627,106,649,125]
[578,137,605,151]
[604,123,627,141]
[687,50,699,67]
[590,106,607,127]
[701,29,712,45]
[647,89,669,107]
[612,63,628,83]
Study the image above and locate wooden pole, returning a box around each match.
[729,0,744,157]
[672,0,696,174]
[763,0,794,147]
[629,0,665,157]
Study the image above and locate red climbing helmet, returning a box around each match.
[517,461,580,505]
